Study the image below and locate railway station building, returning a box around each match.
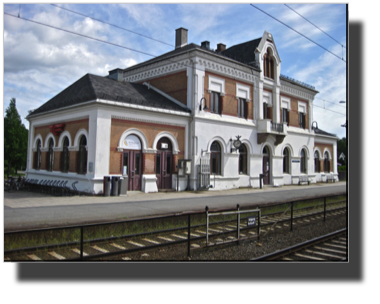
[26,27,339,194]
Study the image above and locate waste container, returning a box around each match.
[103,176,111,196]
[119,177,128,196]
[111,176,120,196]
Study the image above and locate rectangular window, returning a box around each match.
[210,92,221,114]
[282,108,289,125]
[135,153,140,175]
[299,112,305,129]
[238,98,247,119]
[123,153,128,175]
[156,154,160,174]
[166,154,171,174]
[263,103,268,119]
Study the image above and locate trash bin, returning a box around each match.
[111,176,120,196]
[103,176,111,196]
[119,177,128,196]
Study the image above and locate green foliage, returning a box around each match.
[337,137,347,166]
[4,98,28,177]
[338,165,346,171]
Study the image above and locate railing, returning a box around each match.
[4,193,346,261]
[271,122,284,133]
[280,74,316,90]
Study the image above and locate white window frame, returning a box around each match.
[236,83,251,102]
[208,75,225,96]
[298,101,307,114]
[263,91,272,106]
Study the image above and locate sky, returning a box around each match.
[3,2,347,139]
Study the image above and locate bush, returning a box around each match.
[338,165,346,171]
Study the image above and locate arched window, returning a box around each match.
[314,151,320,173]
[210,141,221,175]
[300,149,306,173]
[283,148,290,174]
[238,144,247,175]
[264,49,275,79]
[324,151,330,173]
[46,138,54,171]
[77,135,87,174]
[34,139,41,170]
[61,137,70,173]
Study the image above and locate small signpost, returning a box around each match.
[247,216,256,226]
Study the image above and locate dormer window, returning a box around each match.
[264,48,274,79]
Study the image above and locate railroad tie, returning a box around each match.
[92,245,109,253]
[27,254,42,261]
[332,240,347,245]
[171,234,187,240]
[142,238,161,245]
[191,244,200,248]
[314,246,346,255]
[305,249,344,259]
[157,236,174,242]
[127,240,145,247]
[110,243,126,250]
[323,243,346,250]
[71,248,89,256]
[48,251,66,260]
[294,253,326,260]
[195,230,207,234]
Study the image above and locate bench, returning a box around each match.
[299,175,310,185]
[326,174,336,183]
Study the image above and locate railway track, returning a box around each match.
[251,228,347,261]
[4,199,346,261]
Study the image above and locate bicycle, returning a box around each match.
[4,177,18,192]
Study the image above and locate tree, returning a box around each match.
[337,137,347,166]
[4,98,28,177]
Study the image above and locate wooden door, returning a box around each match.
[123,150,142,191]
[156,151,172,189]
[156,137,173,190]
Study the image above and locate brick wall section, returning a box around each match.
[144,154,155,174]
[204,72,254,119]
[314,142,334,172]
[110,118,186,175]
[32,119,88,172]
[143,71,188,106]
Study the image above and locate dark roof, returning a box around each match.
[314,128,336,137]
[28,74,190,117]
[123,42,261,73]
[221,38,262,65]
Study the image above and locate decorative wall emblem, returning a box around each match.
[49,124,65,136]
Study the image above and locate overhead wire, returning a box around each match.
[284,4,346,49]
[250,4,346,63]
[50,4,174,47]
[5,10,346,118]
[4,12,157,58]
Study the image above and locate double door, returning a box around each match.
[156,151,172,190]
[123,150,142,191]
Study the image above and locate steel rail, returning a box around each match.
[251,228,347,261]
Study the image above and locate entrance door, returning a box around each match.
[123,150,142,191]
[262,146,270,185]
[156,137,173,190]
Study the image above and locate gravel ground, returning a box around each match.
[108,212,347,261]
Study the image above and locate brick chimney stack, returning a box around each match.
[216,43,226,53]
[175,27,188,49]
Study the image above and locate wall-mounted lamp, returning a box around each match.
[199,97,208,111]
[311,121,318,130]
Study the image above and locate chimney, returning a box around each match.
[175,27,188,49]
[216,43,226,53]
[201,41,210,50]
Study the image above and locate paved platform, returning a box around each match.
[4,182,346,231]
